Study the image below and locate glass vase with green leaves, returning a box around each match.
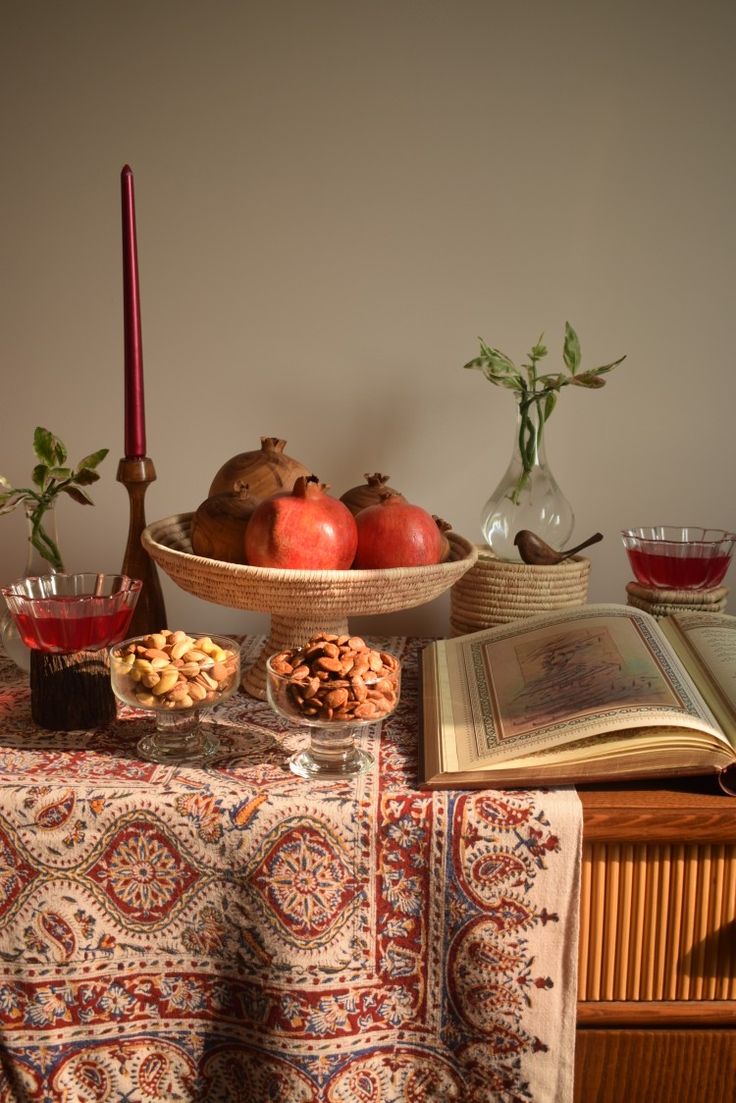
[464,323,626,561]
[0,428,108,669]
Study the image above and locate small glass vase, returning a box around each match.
[481,401,574,562]
[0,504,60,672]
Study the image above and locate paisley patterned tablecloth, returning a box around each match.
[0,637,582,1103]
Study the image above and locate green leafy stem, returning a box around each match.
[464,322,626,504]
[0,428,109,572]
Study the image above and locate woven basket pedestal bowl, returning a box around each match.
[143,513,478,699]
[450,544,591,636]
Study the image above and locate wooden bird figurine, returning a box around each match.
[514,529,604,565]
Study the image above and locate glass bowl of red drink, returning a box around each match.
[621,527,736,590]
[1,573,142,653]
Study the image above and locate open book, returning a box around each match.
[419,604,736,790]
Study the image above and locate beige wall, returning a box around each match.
[2,1,735,639]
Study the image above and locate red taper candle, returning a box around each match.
[121,164,146,459]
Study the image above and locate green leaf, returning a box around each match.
[76,448,109,472]
[48,466,72,481]
[33,427,55,465]
[73,468,101,486]
[544,391,558,420]
[0,491,31,515]
[480,344,517,376]
[465,343,525,393]
[588,355,627,376]
[32,464,49,488]
[482,365,523,389]
[529,338,548,361]
[563,322,581,374]
[52,438,67,465]
[61,485,94,505]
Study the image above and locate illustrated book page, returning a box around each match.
[420,604,736,788]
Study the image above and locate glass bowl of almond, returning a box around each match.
[266,632,401,780]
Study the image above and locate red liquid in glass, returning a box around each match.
[13,601,135,653]
[627,548,731,590]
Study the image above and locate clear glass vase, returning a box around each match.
[0,504,60,672]
[481,401,574,562]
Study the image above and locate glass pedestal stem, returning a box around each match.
[137,708,219,765]
[289,725,374,780]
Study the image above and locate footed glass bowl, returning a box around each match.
[1,573,142,653]
[266,640,401,779]
[622,526,735,590]
[110,631,240,765]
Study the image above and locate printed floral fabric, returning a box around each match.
[0,638,581,1103]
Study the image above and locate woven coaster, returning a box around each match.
[626,581,728,606]
[626,592,729,617]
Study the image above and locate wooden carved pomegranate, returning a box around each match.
[191,482,258,564]
[340,474,406,517]
[208,437,310,499]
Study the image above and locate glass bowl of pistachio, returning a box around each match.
[110,630,240,765]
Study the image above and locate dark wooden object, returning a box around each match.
[30,649,116,730]
[117,456,167,636]
[514,528,604,564]
[575,780,736,1101]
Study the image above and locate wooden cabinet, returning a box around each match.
[574,1029,735,1103]
[576,780,736,1101]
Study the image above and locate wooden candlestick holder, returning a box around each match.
[117,456,167,636]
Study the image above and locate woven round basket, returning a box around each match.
[143,513,478,698]
[449,544,591,636]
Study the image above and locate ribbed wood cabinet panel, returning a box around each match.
[574,1029,736,1103]
[578,841,736,1003]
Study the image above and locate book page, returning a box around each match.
[434,605,724,772]
[662,613,736,747]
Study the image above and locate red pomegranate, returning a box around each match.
[433,516,453,563]
[245,476,358,570]
[353,493,444,569]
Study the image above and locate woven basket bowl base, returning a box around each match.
[143,513,478,698]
